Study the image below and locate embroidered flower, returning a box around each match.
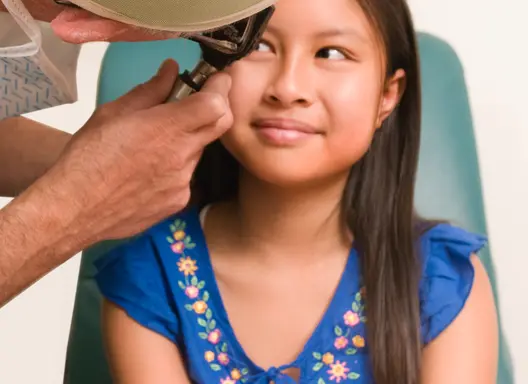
[177,256,198,276]
[169,219,250,381]
[173,230,186,241]
[231,369,242,380]
[328,361,350,383]
[185,286,200,299]
[352,335,365,348]
[193,300,208,314]
[208,329,222,344]
[218,353,230,365]
[171,241,185,253]
[343,310,360,327]
[334,336,348,350]
[204,351,215,362]
[322,352,335,365]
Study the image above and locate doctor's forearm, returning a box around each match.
[0,117,71,197]
[0,168,87,307]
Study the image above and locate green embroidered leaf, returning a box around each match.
[184,304,193,311]
[166,236,174,244]
[178,281,186,290]
[198,318,208,327]
[191,276,198,286]
[209,320,217,330]
[355,292,361,302]
[221,343,228,353]
[360,316,367,322]
[348,372,360,379]
[187,243,196,249]
[181,222,186,231]
[346,348,357,355]
[210,363,221,371]
[334,325,343,336]
[197,281,206,289]
[199,332,208,340]
[312,362,324,372]
[203,291,210,302]
[169,225,176,232]
[352,302,359,312]
[205,309,213,320]
[318,378,326,384]
[241,379,248,383]
[312,352,322,360]
[174,219,182,228]
[184,235,192,244]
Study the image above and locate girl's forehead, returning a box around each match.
[266,0,374,40]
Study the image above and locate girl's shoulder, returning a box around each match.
[417,222,488,344]
[93,206,205,343]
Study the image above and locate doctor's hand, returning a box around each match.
[53,59,232,240]
[0,59,232,306]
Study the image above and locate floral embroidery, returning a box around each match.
[328,361,350,383]
[168,218,250,383]
[311,289,366,382]
[322,353,335,365]
[351,336,365,348]
[178,256,198,276]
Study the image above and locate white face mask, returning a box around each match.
[0,0,81,119]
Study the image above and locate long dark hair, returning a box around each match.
[191,1,425,383]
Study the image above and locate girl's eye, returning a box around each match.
[316,47,347,60]
[255,41,272,52]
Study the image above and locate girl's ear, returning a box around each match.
[375,69,406,128]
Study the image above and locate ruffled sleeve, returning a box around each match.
[419,223,488,345]
[94,234,180,343]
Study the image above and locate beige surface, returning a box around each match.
[70,0,276,32]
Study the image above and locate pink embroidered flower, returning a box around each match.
[218,353,230,365]
[185,286,199,299]
[328,360,350,382]
[208,329,221,344]
[172,241,185,254]
[204,351,215,362]
[220,378,235,384]
[334,336,348,350]
[343,310,360,327]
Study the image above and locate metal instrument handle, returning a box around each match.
[167,61,218,102]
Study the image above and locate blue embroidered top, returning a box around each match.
[94,206,487,384]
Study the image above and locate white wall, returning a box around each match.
[0,1,526,383]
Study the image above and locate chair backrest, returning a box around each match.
[63,34,514,384]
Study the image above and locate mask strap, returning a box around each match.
[0,0,42,57]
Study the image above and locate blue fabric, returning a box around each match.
[94,207,487,384]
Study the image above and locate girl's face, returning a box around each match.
[222,0,404,187]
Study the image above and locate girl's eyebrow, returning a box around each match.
[314,28,367,42]
[266,25,367,43]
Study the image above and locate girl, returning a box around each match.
[94,0,499,383]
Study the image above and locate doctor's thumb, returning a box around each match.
[106,59,181,115]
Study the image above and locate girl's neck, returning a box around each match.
[220,171,351,258]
